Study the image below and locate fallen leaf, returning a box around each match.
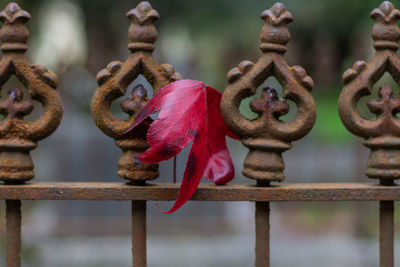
[126,80,239,213]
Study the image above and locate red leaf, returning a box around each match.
[126,80,239,213]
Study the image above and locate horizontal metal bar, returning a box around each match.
[0,182,399,201]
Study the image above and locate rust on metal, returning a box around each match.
[0,3,63,184]
[1,182,400,201]
[379,200,394,267]
[6,200,21,267]
[132,200,147,267]
[255,201,270,267]
[339,1,400,184]
[221,3,316,183]
[91,1,181,184]
[339,3,400,266]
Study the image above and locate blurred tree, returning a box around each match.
[0,0,393,141]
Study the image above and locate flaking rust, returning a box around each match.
[221,3,316,184]
[91,2,181,184]
[0,3,63,184]
[338,1,400,185]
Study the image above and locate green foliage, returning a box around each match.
[314,92,354,143]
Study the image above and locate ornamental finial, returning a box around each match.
[126,1,159,25]
[221,3,315,184]
[0,3,31,52]
[260,2,293,53]
[0,3,30,24]
[339,1,400,184]
[91,3,180,184]
[126,1,159,53]
[0,3,63,184]
[370,1,400,50]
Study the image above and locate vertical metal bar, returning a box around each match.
[132,200,147,267]
[255,201,270,267]
[6,200,21,267]
[380,200,394,267]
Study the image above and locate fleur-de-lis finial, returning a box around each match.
[260,3,293,26]
[371,1,400,23]
[221,3,316,184]
[0,3,30,52]
[339,1,400,184]
[370,1,400,50]
[91,2,181,184]
[126,1,160,52]
[0,2,30,24]
[126,1,159,25]
[260,2,293,53]
[0,3,63,183]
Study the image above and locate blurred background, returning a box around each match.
[0,0,399,266]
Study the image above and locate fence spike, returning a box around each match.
[339,1,400,183]
[221,2,316,182]
[0,2,63,183]
[91,1,181,184]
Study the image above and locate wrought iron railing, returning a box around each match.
[1,1,400,267]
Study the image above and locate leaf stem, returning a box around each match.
[173,156,177,183]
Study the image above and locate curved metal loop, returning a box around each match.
[0,5,62,141]
[220,3,316,183]
[339,1,400,183]
[339,1,400,138]
[13,59,62,140]
[221,3,316,142]
[91,2,181,139]
[90,1,181,183]
[0,3,63,183]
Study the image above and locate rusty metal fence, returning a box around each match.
[1,1,400,266]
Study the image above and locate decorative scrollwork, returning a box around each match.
[221,3,316,183]
[91,1,181,184]
[339,1,400,184]
[0,3,63,184]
